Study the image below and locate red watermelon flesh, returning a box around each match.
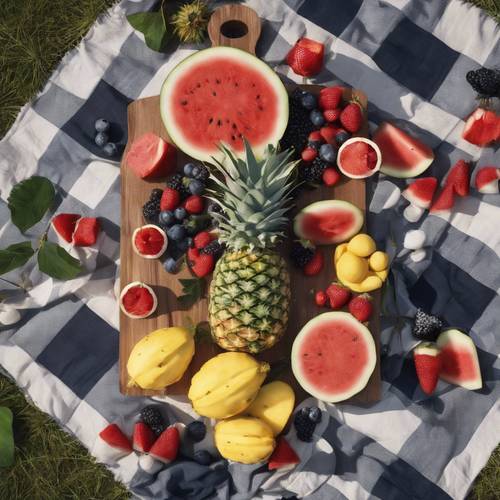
[133,226,166,257]
[121,285,155,317]
[293,200,364,245]
[437,329,482,390]
[338,140,379,177]
[445,160,470,197]
[126,132,176,179]
[429,184,455,214]
[73,217,100,246]
[291,312,376,402]
[462,108,500,147]
[402,177,438,209]
[475,166,500,194]
[373,122,434,178]
[52,213,81,243]
[149,426,180,464]
[133,422,156,453]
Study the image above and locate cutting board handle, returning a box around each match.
[208,4,261,55]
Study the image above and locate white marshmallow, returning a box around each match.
[403,204,424,223]
[410,249,426,263]
[404,229,426,250]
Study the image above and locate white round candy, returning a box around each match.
[403,204,424,223]
[0,308,21,326]
[139,454,163,474]
[410,249,426,263]
[404,230,426,250]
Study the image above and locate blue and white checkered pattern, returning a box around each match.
[0,1,499,498]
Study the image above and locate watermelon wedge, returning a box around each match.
[402,177,438,209]
[373,122,434,178]
[462,107,500,147]
[475,166,500,194]
[52,213,81,243]
[445,160,470,197]
[429,184,455,214]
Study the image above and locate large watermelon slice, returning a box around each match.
[160,47,289,163]
[373,122,434,178]
[291,312,376,402]
[293,200,364,245]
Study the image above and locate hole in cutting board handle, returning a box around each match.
[220,20,248,39]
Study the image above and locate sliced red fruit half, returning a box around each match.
[119,282,157,319]
[126,132,177,179]
[437,329,482,390]
[268,437,300,470]
[149,426,180,464]
[462,107,500,147]
[52,213,81,243]
[429,184,455,215]
[98,423,132,457]
[337,137,382,179]
[402,177,438,209]
[73,217,100,247]
[445,160,470,197]
[132,225,168,259]
[133,422,156,453]
[475,166,500,194]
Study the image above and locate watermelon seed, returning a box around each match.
[216,79,221,84]
[258,105,264,111]
[217,120,222,126]
[256,94,260,99]
[251,83,256,87]
[231,135,236,141]
[232,123,237,130]
[234,82,239,87]
[181,100,187,106]
[209,118,213,124]
[196,83,201,88]
[212,91,217,96]
[317,352,322,356]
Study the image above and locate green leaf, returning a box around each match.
[0,407,14,467]
[8,176,55,233]
[178,277,205,308]
[37,241,82,280]
[0,242,34,276]
[127,10,169,52]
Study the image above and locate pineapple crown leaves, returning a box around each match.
[207,140,299,251]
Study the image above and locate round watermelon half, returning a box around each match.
[291,312,376,402]
[160,46,289,163]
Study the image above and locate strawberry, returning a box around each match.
[413,342,442,395]
[52,213,81,243]
[194,231,212,249]
[286,38,324,77]
[319,126,339,145]
[303,250,323,276]
[132,422,156,453]
[73,217,100,246]
[323,108,341,123]
[445,159,470,197]
[322,167,341,187]
[340,102,363,133]
[348,294,373,322]
[160,188,180,211]
[315,290,327,307]
[308,130,324,143]
[187,247,199,264]
[149,426,180,464]
[191,253,215,277]
[475,166,500,194]
[183,195,204,214]
[268,437,300,471]
[98,423,132,456]
[301,147,317,162]
[325,282,351,309]
[318,86,343,110]
[429,184,455,214]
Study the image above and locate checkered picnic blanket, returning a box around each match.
[1,0,499,498]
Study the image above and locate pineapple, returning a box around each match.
[208,142,299,353]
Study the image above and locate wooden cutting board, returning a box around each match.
[119,4,381,404]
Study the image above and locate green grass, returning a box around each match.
[0,0,499,498]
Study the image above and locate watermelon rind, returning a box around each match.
[291,312,376,402]
[293,200,364,245]
[119,281,158,319]
[337,137,382,179]
[160,46,289,164]
[436,328,482,390]
[373,122,434,178]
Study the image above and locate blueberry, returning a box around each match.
[336,130,351,146]
[319,143,336,163]
[193,450,212,466]
[183,163,196,177]
[193,165,209,181]
[310,109,325,127]
[94,132,108,148]
[186,420,206,442]
[167,224,186,241]
[191,165,201,179]
[163,257,179,274]
[94,118,110,133]
[176,237,190,253]
[308,406,322,423]
[159,210,175,226]
[103,142,118,157]
[174,207,188,221]
[300,92,317,110]
[189,179,205,195]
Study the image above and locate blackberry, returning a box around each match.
[290,242,314,268]
[139,405,166,436]
[280,91,317,156]
[166,173,190,198]
[150,188,163,201]
[308,406,322,424]
[412,308,443,341]
[200,240,224,259]
[194,164,210,181]
[142,199,160,223]
[294,408,317,442]
[466,68,500,98]
[299,157,329,184]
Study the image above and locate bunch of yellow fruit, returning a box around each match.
[188,352,295,464]
[334,233,390,292]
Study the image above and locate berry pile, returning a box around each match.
[314,283,373,322]
[93,118,119,157]
[289,241,323,276]
[293,406,321,442]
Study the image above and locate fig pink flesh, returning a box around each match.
[297,318,369,393]
[122,286,154,316]
[134,227,165,255]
